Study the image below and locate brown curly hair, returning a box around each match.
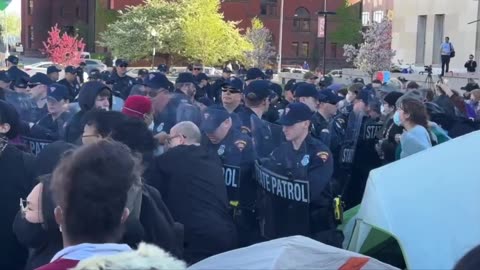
[399,98,429,130]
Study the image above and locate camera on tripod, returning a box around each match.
[424,65,433,75]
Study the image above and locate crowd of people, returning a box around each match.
[1,54,480,270]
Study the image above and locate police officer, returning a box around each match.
[258,102,342,247]
[58,66,81,102]
[341,89,383,208]
[30,83,71,141]
[112,59,135,99]
[238,80,272,135]
[88,69,102,82]
[157,64,174,92]
[77,62,87,84]
[0,71,11,100]
[211,67,233,103]
[46,65,62,82]
[136,68,149,85]
[201,106,258,247]
[13,76,29,94]
[245,68,265,86]
[310,89,343,146]
[28,73,53,123]
[194,72,211,101]
[6,55,29,89]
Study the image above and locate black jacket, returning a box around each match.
[58,78,81,102]
[0,144,36,270]
[64,85,112,143]
[465,60,477,73]
[7,66,29,89]
[150,145,237,264]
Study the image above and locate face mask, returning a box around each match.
[13,214,48,249]
[393,110,402,126]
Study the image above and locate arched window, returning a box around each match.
[293,7,310,32]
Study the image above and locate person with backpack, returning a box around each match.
[440,37,455,77]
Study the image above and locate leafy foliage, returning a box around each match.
[99,0,252,65]
[42,24,86,66]
[99,0,184,61]
[343,19,395,77]
[331,0,362,45]
[244,17,276,69]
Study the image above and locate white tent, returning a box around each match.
[346,131,480,269]
[189,236,398,270]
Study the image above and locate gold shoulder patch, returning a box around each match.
[241,126,251,134]
[316,151,329,162]
[235,140,247,152]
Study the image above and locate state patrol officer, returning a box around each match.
[58,66,81,102]
[312,89,343,147]
[220,77,245,130]
[112,59,136,99]
[6,55,29,89]
[201,106,258,247]
[157,64,175,92]
[211,68,233,103]
[259,102,343,247]
[238,80,273,135]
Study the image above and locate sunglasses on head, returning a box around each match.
[222,88,241,93]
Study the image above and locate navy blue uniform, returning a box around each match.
[238,106,256,135]
[112,74,135,99]
[261,135,342,247]
[58,79,81,102]
[204,128,258,246]
[30,112,72,141]
[211,77,228,103]
[311,112,331,147]
[153,91,195,134]
[7,66,29,89]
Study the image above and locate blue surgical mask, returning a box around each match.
[393,110,402,126]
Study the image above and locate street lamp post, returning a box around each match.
[277,0,285,74]
[318,0,336,76]
[150,28,158,69]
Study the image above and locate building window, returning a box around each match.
[28,25,34,48]
[331,43,337,58]
[362,12,370,26]
[293,7,310,32]
[108,0,113,10]
[301,42,309,58]
[373,11,384,23]
[75,7,80,18]
[260,0,277,16]
[28,0,34,15]
[292,42,299,56]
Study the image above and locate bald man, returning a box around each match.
[150,121,237,264]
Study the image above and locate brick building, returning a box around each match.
[221,0,350,70]
[20,0,142,56]
[361,0,393,26]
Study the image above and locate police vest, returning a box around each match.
[255,160,310,239]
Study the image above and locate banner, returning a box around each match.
[318,17,325,38]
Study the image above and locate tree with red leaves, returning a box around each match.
[42,24,85,66]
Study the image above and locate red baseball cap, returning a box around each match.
[122,95,152,119]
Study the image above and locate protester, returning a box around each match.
[36,140,140,270]
[64,81,112,143]
[13,141,75,270]
[0,100,36,269]
[151,121,237,264]
[58,66,81,102]
[454,245,480,270]
[406,81,420,90]
[122,95,154,128]
[460,78,479,92]
[468,89,480,118]
[72,243,186,270]
[47,66,61,82]
[464,54,477,73]
[394,98,432,158]
[377,91,404,164]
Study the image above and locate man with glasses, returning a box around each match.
[112,59,135,100]
[143,72,175,135]
[192,63,203,79]
[151,121,237,264]
[212,67,233,103]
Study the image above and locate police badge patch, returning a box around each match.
[217,145,226,156]
[316,151,329,163]
[234,140,247,152]
[301,154,310,166]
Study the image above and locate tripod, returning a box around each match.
[425,72,435,91]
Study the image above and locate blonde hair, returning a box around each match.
[471,89,480,101]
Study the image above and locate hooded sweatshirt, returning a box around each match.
[64,82,112,143]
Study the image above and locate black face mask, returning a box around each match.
[13,213,48,249]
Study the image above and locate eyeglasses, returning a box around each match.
[119,64,128,68]
[222,88,241,94]
[193,68,202,71]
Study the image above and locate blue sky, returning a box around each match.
[6,0,20,15]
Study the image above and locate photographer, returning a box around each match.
[465,55,477,73]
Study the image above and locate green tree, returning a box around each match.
[0,12,20,39]
[98,0,184,61]
[331,0,362,45]
[244,17,276,69]
[181,0,252,65]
